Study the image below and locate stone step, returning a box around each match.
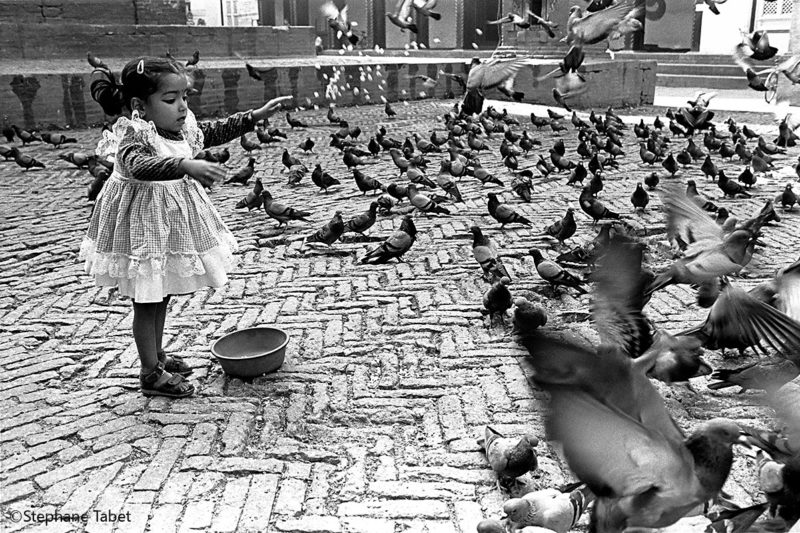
[658,62,742,77]
[657,73,746,90]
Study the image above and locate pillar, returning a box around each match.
[779,0,800,104]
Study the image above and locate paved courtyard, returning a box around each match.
[1,99,798,532]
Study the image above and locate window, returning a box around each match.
[762,0,794,15]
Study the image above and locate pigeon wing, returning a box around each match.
[572,0,642,44]
[467,59,532,91]
[661,184,723,252]
[592,237,652,357]
[717,284,800,365]
[776,257,800,321]
[320,1,340,19]
[397,0,413,20]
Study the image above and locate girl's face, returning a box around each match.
[140,73,189,134]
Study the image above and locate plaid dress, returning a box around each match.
[80,109,253,303]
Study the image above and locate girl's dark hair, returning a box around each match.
[90,56,185,116]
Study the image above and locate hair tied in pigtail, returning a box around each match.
[137,59,145,75]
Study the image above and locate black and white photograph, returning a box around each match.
[1,0,799,531]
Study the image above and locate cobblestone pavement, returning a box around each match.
[1,99,798,533]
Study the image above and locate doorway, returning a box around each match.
[463,0,500,49]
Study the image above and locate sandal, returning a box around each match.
[141,363,195,398]
[157,350,194,376]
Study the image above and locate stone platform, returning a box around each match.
[0,55,655,129]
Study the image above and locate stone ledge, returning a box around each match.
[0,59,656,129]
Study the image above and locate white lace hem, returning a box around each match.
[79,232,237,280]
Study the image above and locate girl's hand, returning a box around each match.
[180,159,226,188]
[252,95,294,121]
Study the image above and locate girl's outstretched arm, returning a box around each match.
[199,96,293,148]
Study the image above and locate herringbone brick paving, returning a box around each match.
[0,99,797,532]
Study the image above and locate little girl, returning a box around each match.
[82,56,291,398]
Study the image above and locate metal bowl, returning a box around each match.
[211,327,289,378]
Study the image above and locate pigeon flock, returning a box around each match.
[2,1,800,532]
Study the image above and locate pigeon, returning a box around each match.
[471,165,503,187]
[631,183,650,211]
[225,157,255,185]
[462,57,534,115]
[286,166,306,186]
[511,175,533,203]
[566,162,588,186]
[196,147,231,164]
[352,168,383,195]
[639,143,657,165]
[566,0,644,53]
[701,154,719,180]
[679,278,800,361]
[9,148,45,171]
[411,0,441,20]
[87,172,108,202]
[407,184,450,215]
[386,0,418,33]
[644,172,660,190]
[436,173,463,203]
[545,207,577,246]
[261,190,312,229]
[185,50,200,67]
[245,63,275,81]
[488,193,531,227]
[59,152,93,168]
[286,112,308,129]
[235,177,264,210]
[778,184,797,210]
[487,11,535,29]
[343,149,376,168]
[704,0,728,15]
[579,186,620,225]
[407,166,436,188]
[477,426,539,488]
[388,148,411,175]
[11,126,42,145]
[298,137,315,153]
[646,191,759,295]
[482,277,513,326]
[2,125,14,143]
[512,297,548,335]
[470,226,510,283]
[321,1,360,45]
[502,483,594,533]
[361,215,417,264]
[520,328,749,531]
[530,248,588,294]
[311,164,341,193]
[708,359,799,393]
[686,180,718,212]
[385,102,397,118]
[306,211,345,247]
[282,149,306,172]
[717,170,751,198]
[343,202,379,235]
[240,134,261,153]
[737,166,756,189]
[40,132,77,148]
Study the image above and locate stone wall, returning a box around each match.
[0,24,316,60]
[0,59,656,129]
[0,0,186,24]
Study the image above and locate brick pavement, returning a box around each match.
[1,99,798,532]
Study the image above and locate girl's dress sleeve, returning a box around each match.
[198,111,256,148]
[117,126,185,181]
